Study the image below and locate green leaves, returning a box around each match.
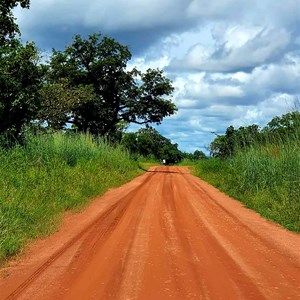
[122,127,182,163]
[45,33,176,137]
[38,80,96,130]
[0,40,42,137]
[122,68,176,125]
[0,31,176,143]
[209,112,300,158]
[0,0,30,46]
[47,33,133,135]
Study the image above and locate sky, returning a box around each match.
[15,0,300,154]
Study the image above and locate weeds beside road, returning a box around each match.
[0,133,142,263]
[192,140,300,232]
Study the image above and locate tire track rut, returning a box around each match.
[1,167,299,300]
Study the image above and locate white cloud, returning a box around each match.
[170,26,291,72]
[13,0,300,154]
[212,24,260,48]
[157,92,297,153]
[170,72,244,109]
[247,53,300,94]
[127,55,170,72]
[15,0,187,33]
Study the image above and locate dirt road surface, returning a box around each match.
[1,167,299,299]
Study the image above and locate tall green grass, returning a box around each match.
[193,140,300,232]
[0,133,142,263]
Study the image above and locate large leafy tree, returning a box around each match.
[0,0,30,45]
[0,0,42,142]
[44,33,176,136]
[0,41,42,137]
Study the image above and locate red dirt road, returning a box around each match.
[1,166,299,299]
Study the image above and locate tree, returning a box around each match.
[264,111,300,141]
[210,124,261,158]
[121,132,138,154]
[209,127,235,158]
[45,33,176,137]
[235,125,260,148]
[0,0,30,46]
[210,134,227,158]
[181,150,207,160]
[38,79,96,130]
[122,127,183,163]
[0,40,42,138]
[209,111,300,159]
[193,150,206,160]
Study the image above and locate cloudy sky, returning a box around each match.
[15,0,300,154]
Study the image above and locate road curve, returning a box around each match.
[1,166,299,300]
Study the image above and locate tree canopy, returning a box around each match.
[122,127,183,163]
[41,33,176,138]
[0,0,30,45]
[209,111,300,158]
[0,40,42,138]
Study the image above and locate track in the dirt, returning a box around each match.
[1,166,299,300]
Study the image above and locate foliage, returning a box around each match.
[263,111,300,142]
[193,111,300,232]
[210,125,260,158]
[122,127,183,163]
[38,79,96,130]
[1,9,176,143]
[182,150,207,161]
[0,40,42,140]
[0,0,30,46]
[42,33,176,138]
[210,112,300,158]
[193,140,300,232]
[0,132,142,263]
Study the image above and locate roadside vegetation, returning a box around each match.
[2,1,297,268]
[0,132,143,263]
[193,111,300,232]
[0,0,200,263]
[0,1,180,263]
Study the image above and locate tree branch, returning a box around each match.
[130,120,152,125]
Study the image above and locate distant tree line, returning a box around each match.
[210,111,300,158]
[121,127,206,164]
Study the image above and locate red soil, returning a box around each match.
[1,166,299,299]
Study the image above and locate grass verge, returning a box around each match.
[0,132,142,264]
[192,141,300,232]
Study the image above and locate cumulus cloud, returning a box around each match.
[169,26,291,72]
[172,73,244,109]
[165,45,300,108]
[247,52,300,94]
[157,93,297,153]
[127,55,170,72]
[15,0,299,53]
[157,47,299,152]
[14,0,193,51]
[13,0,300,153]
